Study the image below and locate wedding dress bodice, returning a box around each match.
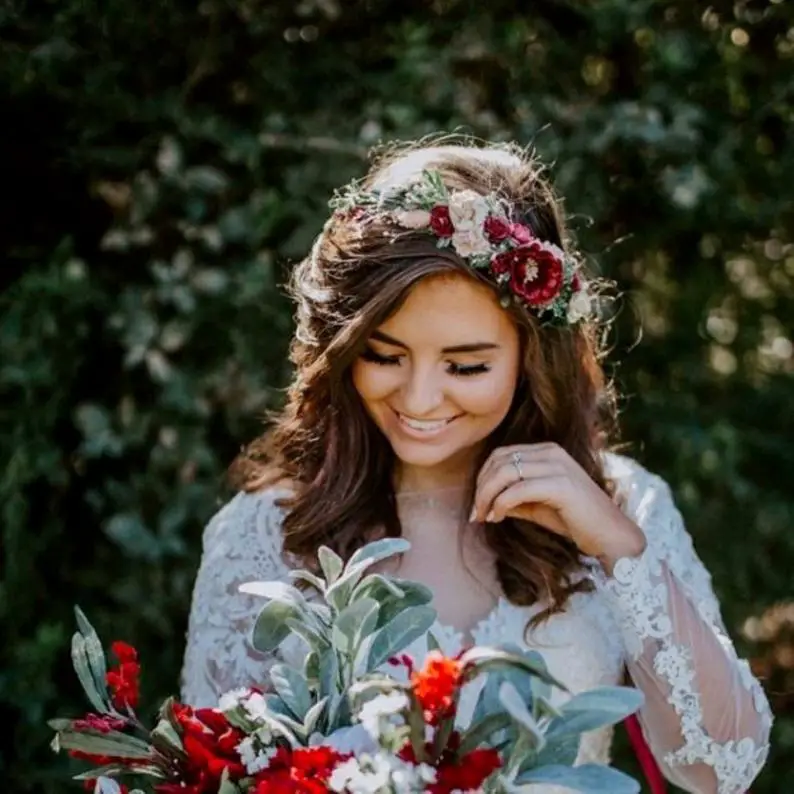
[180,453,772,794]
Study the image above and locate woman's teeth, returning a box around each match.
[398,413,454,432]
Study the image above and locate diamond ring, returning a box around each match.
[511,452,524,480]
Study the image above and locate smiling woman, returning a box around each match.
[181,139,772,794]
[351,275,521,488]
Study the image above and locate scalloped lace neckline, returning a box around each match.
[429,595,542,650]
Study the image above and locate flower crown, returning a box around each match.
[329,169,592,326]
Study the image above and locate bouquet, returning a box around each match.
[50,538,644,794]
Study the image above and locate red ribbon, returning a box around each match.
[624,715,667,794]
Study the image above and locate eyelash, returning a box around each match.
[360,347,491,377]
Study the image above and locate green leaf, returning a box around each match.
[332,597,380,654]
[74,606,108,698]
[457,712,513,754]
[71,634,108,714]
[545,686,644,739]
[55,730,153,760]
[251,600,300,653]
[345,538,410,572]
[351,573,404,601]
[303,696,328,736]
[499,682,545,750]
[285,616,329,650]
[426,630,441,653]
[527,733,580,770]
[269,663,312,719]
[150,717,185,755]
[318,546,343,584]
[326,539,410,610]
[218,766,241,794]
[367,605,437,671]
[461,647,566,692]
[239,579,307,606]
[515,764,640,794]
[290,569,326,593]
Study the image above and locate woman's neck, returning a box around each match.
[393,447,481,495]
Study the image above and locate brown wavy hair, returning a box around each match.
[229,138,619,625]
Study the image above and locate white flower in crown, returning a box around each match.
[392,209,431,229]
[447,189,490,231]
[452,227,493,257]
[566,285,592,323]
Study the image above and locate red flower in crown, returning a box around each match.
[491,241,564,307]
[483,214,512,242]
[106,641,140,710]
[429,205,454,237]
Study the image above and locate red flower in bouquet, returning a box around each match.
[490,241,564,307]
[432,748,502,794]
[252,746,349,794]
[106,641,140,710]
[154,704,246,794]
[410,651,464,725]
[72,714,129,733]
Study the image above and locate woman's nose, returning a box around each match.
[400,367,445,417]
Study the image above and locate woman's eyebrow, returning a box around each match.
[370,330,500,354]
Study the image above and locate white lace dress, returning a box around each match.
[180,453,772,794]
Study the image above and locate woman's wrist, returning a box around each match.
[593,517,647,577]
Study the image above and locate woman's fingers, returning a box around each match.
[472,458,564,521]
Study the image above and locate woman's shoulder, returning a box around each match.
[601,450,676,514]
[202,484,294,555]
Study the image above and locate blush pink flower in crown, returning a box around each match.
[329,169,594,327]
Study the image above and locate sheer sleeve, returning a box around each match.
[180,489,292,708]
[597,456,773,794]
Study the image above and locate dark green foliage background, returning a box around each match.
[2,1,792,791]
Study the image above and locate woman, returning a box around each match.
[180,141,772,793]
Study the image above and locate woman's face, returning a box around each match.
[351,272,522,483]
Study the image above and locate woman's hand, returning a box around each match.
[471,443,646,572]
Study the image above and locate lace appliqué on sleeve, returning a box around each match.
[180,489,292,708]
[596,455,772,794]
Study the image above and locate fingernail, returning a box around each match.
[469,507,477,522]
[486,510,495,522]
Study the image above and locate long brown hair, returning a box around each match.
[229,138,618,624]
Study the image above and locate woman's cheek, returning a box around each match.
[452,371,517,416]
[351,362,398,402]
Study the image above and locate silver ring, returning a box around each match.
[511,452,524,480]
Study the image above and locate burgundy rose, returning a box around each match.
[483,215,511,242]
[429,205,454,237]
[490,242,564,307]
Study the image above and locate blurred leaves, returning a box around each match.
[1,0,793,791]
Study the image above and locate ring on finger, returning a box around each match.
[511,452,524,481]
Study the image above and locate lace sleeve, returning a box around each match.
[597,456,773,794]
[180,489,292,708]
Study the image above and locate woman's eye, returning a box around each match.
[448,362,490,377]
[361,347,401,366]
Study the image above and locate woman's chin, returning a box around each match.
[387,435,473,470]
